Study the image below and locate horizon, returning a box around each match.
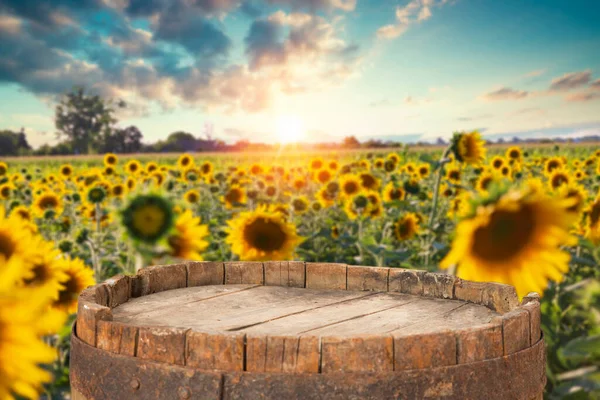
[1,0,599,148]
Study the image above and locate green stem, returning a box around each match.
[428,146,453,230]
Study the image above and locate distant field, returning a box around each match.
[3,141,596,166]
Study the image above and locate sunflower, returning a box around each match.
[177,154,195,169]
[387,153,401,164]
[32,191,63,218]
[125,177,136,191]
[111,184,125,198]
[573,169,586,181]
[451,131,486,165]
[53,257,95,314]
[103,153,118,166]
[149,171,165,187]
[168,210,209,260]
[505,146,522,163]
[393,213,420,241]
[544,157,564,176]
[200,161,214,176]
[125,160,142,174]
[145,162,159,173]
[121,194,174,243]
[315,168,333,184]
[249,164,264,175]
[0,183,12,200]
[476,171,498,192]
[445,165,462,184]
[0,208,38,291]
[548,168,571,190]
[359,173,380,190]
[441,184,577,298]
[0,162,7,176]
[417,164,430,178]
[10,205,32,222]
[558,182,588,219]
[59,164,73,178]
[223,186,247,209]
[340,174,362,198]
[309,158,325,171]
[265,185,277,197]
[328,160,339,171]
[86,186,106,204]
[403,162,416,174]
[490,156,505,170]
[293,177,306,191]
[0,291,62,400]
[225,205,303,261]
[383,182,405,202]
[359,159,370,170]
[291,196,310,214]
[21,239,68,302]
[583,194,600,245]
[316,186,338,208]
[374,158,385,169]
[185,189,200,204]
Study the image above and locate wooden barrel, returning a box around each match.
[71,262,545,400]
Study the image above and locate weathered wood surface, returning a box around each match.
[72,262,545,399]
[111,285,498,336]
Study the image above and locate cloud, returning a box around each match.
[456,114,492,122]
[591,79,600,90]
[564,92,600,102]
[524,69,546,78]
[377,0,451,40]
[512,107,545,116]
[0,2,362,116]
[404,95,432,105]
[549,70,592,91]
[266,0,357,12]
[482,87,529,101]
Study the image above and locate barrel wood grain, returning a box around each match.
[72,262,545,400]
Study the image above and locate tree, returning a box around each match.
[0,129,32,156]
[101,126,143,153]
[55,87,119,154]
[343,136,361,148]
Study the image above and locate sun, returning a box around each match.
[275,115,305,144]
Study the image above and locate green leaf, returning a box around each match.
[559,335,600,363]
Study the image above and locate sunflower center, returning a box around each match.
[39,195,58,209]
[132,205,167,236]
[361,174,377,188]
[449,170,460,180]
[226,189,242,203]
[343,181,359,195]
[589,201,600,226]
[201,164,211,174]
[472,205,535,262]
[243,218,287,252]
[57,275,79,306]
[0,232,16,260]
[0,187,9,197]
[389,188,403,200]
[23,263,50,285]
[551,174,568,189]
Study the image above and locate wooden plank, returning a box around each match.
[305,263,347,290]
[224,262,264,285]
[264,261,305,288]
[96,320,138,357]
[391,302,497,336]
[456,322,504,363]
[522,301,542,345]
[187,261,224,286]
[112,284,257,319]
[114,286,370,332]
[242,292,418,336]
[245,335,319,373]
[394,331,457,371]
[76,300,112,347]
[104,274,131,308]
[137,326,188,365]
[321,335,394,373]
[346,266,389,292]
[304,296,466,336]
[502,308,530,355]
[131,264,187,297]
[186,331,244,371]
[388,268,425,295]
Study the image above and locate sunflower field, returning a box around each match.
[0,132,599,399]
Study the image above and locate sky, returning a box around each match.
[1,0,599,148]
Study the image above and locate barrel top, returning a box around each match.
[111,284,498,337]
[76,262,541,376]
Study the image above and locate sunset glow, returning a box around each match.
[275,115,306,144]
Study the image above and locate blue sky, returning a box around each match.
[0,0,599,147]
